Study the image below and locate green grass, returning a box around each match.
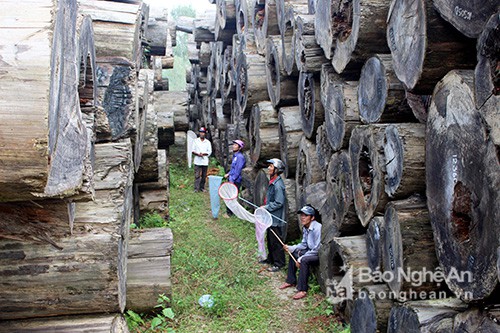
[164,151,349,332]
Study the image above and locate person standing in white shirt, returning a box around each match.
[192,127,212,192]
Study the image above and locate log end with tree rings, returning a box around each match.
[358,56,388,124]
[295,136,325,205]
[314,0,334,59]
[366,216,384,273]
[383,125,403,197]
[252,1,267,53]
[282,5,296,76]
[266,37,281,106]
[330,0,358,74]
[278,106,302,178]
[433,0,499,38]
[474,12,499,109]
[299,71,324,139]
[236,0,248,39]
[249,101,280,167]
[426,70,500,301]
[349,126,384,227]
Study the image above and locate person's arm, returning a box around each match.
[192,140,201,156]
[264,182,285,212]
[298,224,322,261]
[206,140,212,157]
[287,232,307,253]
[229,154,245,182]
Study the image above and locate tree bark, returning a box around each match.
[278,106,302,178]
[299,72,324,139]
[199,42,212,69]
[387,299,467,333]
[405,91,432,124]
[283,178,300,242]
[474,12,500,109]
[433,0,499,38]
[358,54,415,124]
[453,307,500,333]
[314,0,337,59]
[155,92,175,149]
[299,182,328,217]
[321,64,361,151]
[387,0,476,93]
[283,7,310,75]
[127,228,172,313]
[236,52,269,117]
[349,126,387,226]
[350,285,393,333]
[383,197,439,296]
[0,314,129,333]
[315,124,334,174]
[253,168,269,207]
[426,70,500,301]
[295,136,325,207]
[366,216,384,273]
[331,0,391,73]
[253,0,280,54]
[249,101,281,167]
[266,36,298,107]
[0,0,93,202]
[155,91,189,132]
[216,0,237,30]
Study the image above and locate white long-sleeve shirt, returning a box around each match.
[192,137,212,166]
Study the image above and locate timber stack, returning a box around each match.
[180,0,500,330]
[0,0,177,331]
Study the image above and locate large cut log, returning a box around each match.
[298,71,324,139]
[145,6,169,56]
[221,46,236,104]
[194,9,217,43]
[321,64,361,151]
[265,35,298,107]
[314,0,337,59]
[253,168,269,212]
[474,12,500,109]
[281,6,309,75]
[199,42,212,68]
[426,70,500,301]
[152,56,168,91]
[235,52,269,117]
[78,0,145,68]
[249,101,280,167]
[283,178,300,242]
[330,0,391,73]
[295,136,325,207]
[405,91,432,124]
[350,285,393,333]
[324,151,362,243]
[216,0,237,30]
[236,0,250,39]
[349,126,387,226]
[253,0,279,54]
[155,91,189,133]
[278,106,302,178]
[383,197,439,296]
[387,299,467,332]
[433,0,499,38]
[295,34,329,73]
[387,0,476,93]
[224,123,238,167]
[155,93,175,149]
[453,307,500,332]
[0,314,129,333]
[366,216,384,273]
[0,0,93,202]
[315,124,334,174]
[358,55,415,124]
[127,228,173,313]
[134,69,154,176]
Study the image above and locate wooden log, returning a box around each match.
[175,15,195,34]
[0,314,129,333]
[265,35,298,107]
[216,0,237,30]
[325,151,362,243]
[433,0,499,38]
[127,228,172,313]
[405,91,432,124]
[77,15,98,108]
[0,0,93,202]
[240,166,258,203]
[315,124,334,174]
[330,0,391,73]
[249,101,281,167]
[321,64,361,151]
[387,299,467,332]
[298,71,324,139]
[426,70,500,301]
[155,93,175,149]
[300,181,328,218]
[314,0,337,59]
[235,52,269,117]
[295,136,325,206]
[134,69,155,176]
[221,46,236,103]
[224,123,238,167]
[155,91,189,132]
[295,35,329,73]
[383,197,439,296]
[199,42,212,68]
[474,12,500,109]
[282,5,309,75]
[366,216,384,273]
[253,0,280,54]
[278,106,302,178]
[358,55,415,124]
[194,9,217,43]
[453,307,500,332]
[349,125,387,226]
[387,0,476,93]
[236,0,250,39]
[283,178,300,242]
[253,168,269,207]
[350,285,393,333]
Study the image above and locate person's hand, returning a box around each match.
[295,261,301,269]
[224,173,229,178]
[283,245,289,252]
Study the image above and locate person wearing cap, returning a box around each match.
[223,140,246,217]
[261,158,287,272]
[279,204,321,300]
[192,127,212,192]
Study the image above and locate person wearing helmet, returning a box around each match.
[223,140,246,217]
[261,158,287,272]
[192,127,212,192]
[279,204,321,300]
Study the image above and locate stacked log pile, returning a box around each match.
[0,0,177,330]
[180,0,500,329]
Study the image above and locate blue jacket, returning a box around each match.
[264,175,286,227]
[228,151,246,184]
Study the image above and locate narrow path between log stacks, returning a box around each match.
[167,153,344,332]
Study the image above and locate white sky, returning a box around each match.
[144,0,215,15]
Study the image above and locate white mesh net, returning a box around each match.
[219,182,272,258]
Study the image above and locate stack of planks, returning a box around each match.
[180,0,500,330]
[0,0,178,330]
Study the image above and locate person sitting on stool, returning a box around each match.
[279,204,321,300]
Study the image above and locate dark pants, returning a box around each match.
[286,251,319,292]
[227,182,241,215]
[194,165,208,191]
[266,226,286,268]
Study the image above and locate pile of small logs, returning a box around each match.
[0,0,178,330]
[179,0,500,330]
